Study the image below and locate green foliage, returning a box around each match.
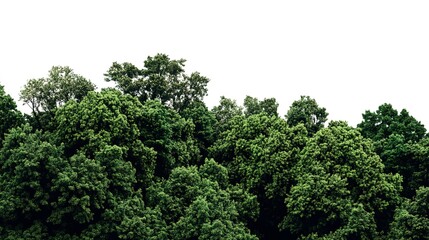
[0,85,24,146]
[139,100,200,176]
[0,125,166,239]
[285,96,328,136]
[376,134,429,197]
[211,96,243,133]
[211,114,306,195]
[389,187,429,239]
[19,66,95,132]
[358,103,428,197]
[280,122,402,239]
[55,89,199,184]
[243,96,279,117]
[0,125,105,236]
[0,125,61,222]
[210,113,308,238]
[358,103,426,142]
[49,152,109,225]
[100,195,167,240]
[105,53,209,111]
[147,159,259,239]
[55,89,157,187]
[180,101,217,160]
[2,54,428,239]
[20,66,95,114]
[408,138,429,192]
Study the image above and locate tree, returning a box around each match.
[0,85,24,146]
[389,187,429,239]
[139,100,200,176]
[280,121,402,239]
[209,113,308,238]
[55,89,199,183]
[285,96,328,136]
[358,103,426,143]
[358,104,427,197]
[0,125,62,225]
[0,124,167,239]
[104,53,209,112]
[0,124,110,236]
[146,159,259,239]
[243,96,279,117]
[19,66,95,131]
[180,101,217,160]
[211,96,243,134]
[376,134,429,197]
[54,89,157,188]
[20,66,95,114]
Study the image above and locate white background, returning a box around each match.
[1,1,428,126]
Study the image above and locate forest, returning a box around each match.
[0,53,428,239]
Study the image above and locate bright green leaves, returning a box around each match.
[2,54,429,239]
[49,153,109,225]
[147,159,258,239]
[210,113,306,197]
[0,125,60,221]
[0,123,164,239]
[55,90,142,152]
[210,113,307,238]
[55,90,153,187]
[282,122,402,238]
[55,88,200,186]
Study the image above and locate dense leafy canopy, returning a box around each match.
[180,101,217,159]
[104,53,209,112]
[281,122,402,239]
[55,89,199,183]
[210,113,307,238]
[0,85,24,145]
[211,96,243,135]
[358,103,426,143]
[20,66,96,114]
[389,186,429,239]
[243,96,279,117]
[358,103,429,197]
[0,54,427,239]
[147,159,258,239]
[285,95,328,136]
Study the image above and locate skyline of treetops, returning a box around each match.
[0,53,427,239]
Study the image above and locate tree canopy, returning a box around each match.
[104,53,209,112]
[0,85,24,145]
[280,122,402,239]
[0,53,427,239]
[358,103,429,197]
[285,96,328,136]
[20,66,96,114]
[358,103,426,143]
